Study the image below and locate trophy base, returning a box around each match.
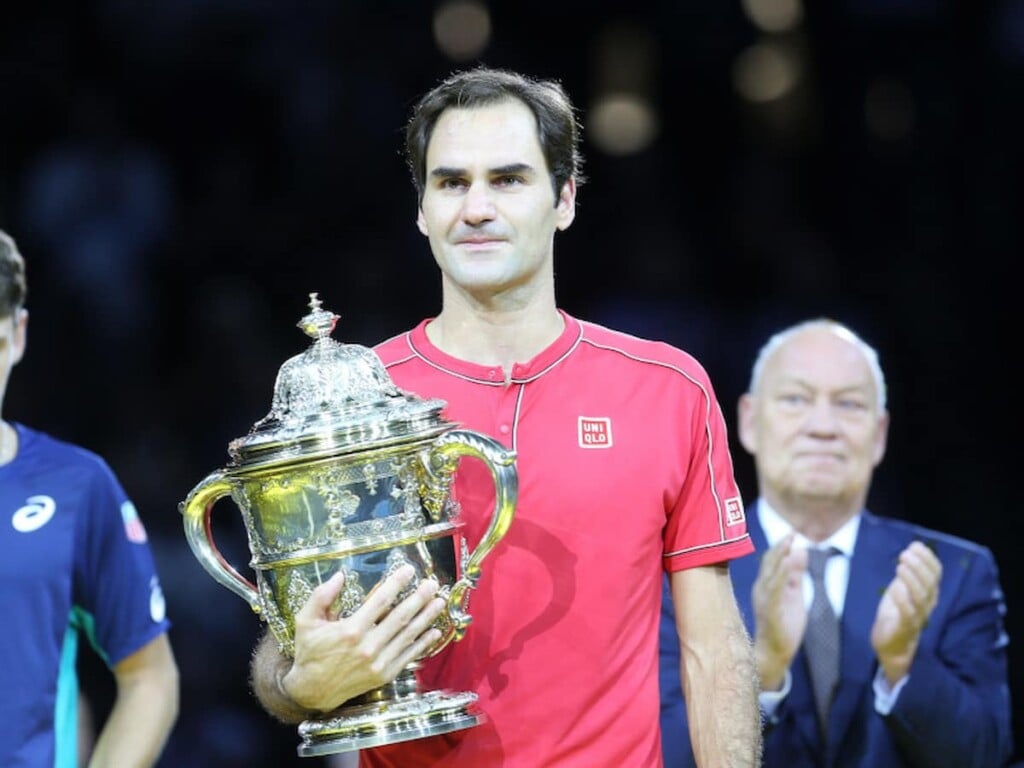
[296,690,483,757]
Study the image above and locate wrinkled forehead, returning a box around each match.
[765,327,877,394]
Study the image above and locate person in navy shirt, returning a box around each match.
[0,228,179,767]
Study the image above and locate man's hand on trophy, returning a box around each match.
[282,564,447,712]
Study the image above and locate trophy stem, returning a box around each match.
[346,669,420,705]
[295,666,484,757]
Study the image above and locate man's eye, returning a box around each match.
[837,399,868,411]
[440,178,467,190]
[494,175,524,187]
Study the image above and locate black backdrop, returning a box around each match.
[2,2,1020,765]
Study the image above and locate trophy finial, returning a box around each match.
[298,292,339,341]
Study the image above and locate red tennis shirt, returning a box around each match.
[364,311,753,768]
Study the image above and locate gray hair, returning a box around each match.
[748,318,887,411]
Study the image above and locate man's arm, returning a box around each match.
[671,564,762,768]
[88,633,178,768]
[250,565,446,721]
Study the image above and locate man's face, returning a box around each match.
[738,326,888,510]
[416,99,575,302]
[0,310,27,412]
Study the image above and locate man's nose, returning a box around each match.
[804,399,840,435]
[461,182,496,224]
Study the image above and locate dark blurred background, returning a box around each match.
[1,0,1020,765]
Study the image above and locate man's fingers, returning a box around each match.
[357,565,418,625]
[397,594,446,643]
[899,542,942,608]
[905,542,942,583]
[766,534,794,569]
[895,562,930,607]
[371,589,445,675]
[394,626,445,670]
[758,534,793,585]
[296,570,347,623]
[376,580,442,637]
[883,579,912,616]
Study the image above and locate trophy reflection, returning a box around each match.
[180,294,517,756]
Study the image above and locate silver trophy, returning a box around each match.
[180,294,517,756]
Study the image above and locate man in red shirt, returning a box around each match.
[250,66,761,767]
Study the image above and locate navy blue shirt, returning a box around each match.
[0,423,170,767]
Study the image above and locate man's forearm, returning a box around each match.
[88,635,179,767]
[88,669,178,767]
[684,619,763,767]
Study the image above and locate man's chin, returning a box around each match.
[790,481,848,505]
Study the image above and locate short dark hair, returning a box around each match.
[0,230,26,319]
[404,66,586,205]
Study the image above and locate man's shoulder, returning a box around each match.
[575,317,713,380]
[16,424,104,464]
[13,423,116,479]
[373,327,417,366]
[865,511,995,561]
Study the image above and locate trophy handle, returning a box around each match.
[426,429,517,644]
[180,470,263,615]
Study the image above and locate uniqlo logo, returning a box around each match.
[725,496,745,526]
[578,417,613,448]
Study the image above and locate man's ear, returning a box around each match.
[737,393,757,456]
[11,309,27,366]
[555,177,576,231]
[872,409,890,467]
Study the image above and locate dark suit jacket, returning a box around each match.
[659,502,1014,767]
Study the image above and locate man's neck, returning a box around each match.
[426,300,564,374]
[762,490,864,543]
[0,419,14,466]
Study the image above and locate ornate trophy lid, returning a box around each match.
[228,293,452,468]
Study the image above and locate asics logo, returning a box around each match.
[12,495,57,532]
[150,577,167,623]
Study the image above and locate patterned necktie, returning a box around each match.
[804,547,841,739]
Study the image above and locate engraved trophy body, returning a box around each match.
[180,295,517,757]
